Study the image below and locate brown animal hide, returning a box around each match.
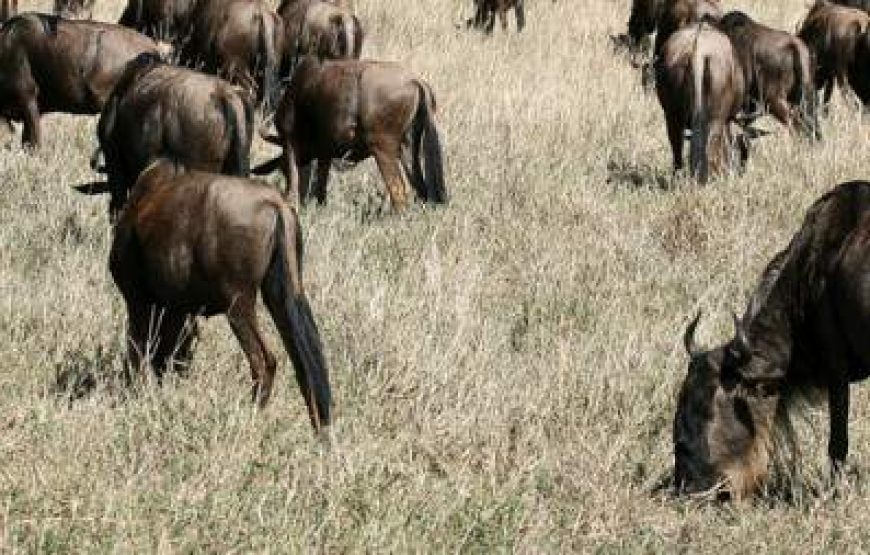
[181,0,285,107]
[117,0,201,43]
[253,57,446,210]
[110,160,332,432]
[0,0,18,22]
[278,0,363,61]
[0,14,159,147]
[655,22,746,183]
[718,11,819,139]
[654,0,723,55]
[675,181,870,498]
[94,54,254,214]
[798,0,870,105]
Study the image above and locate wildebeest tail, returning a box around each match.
[261,208,332,431]
[219,93,252,176]
[791,42,820,141]
[690,55,711,184]
[257,12,279,111]
[414,81,447,203]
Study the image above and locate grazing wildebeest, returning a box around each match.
[253,57,446,210]
[278,0,362,60]
[675,181,870,499]
[655,22,746,183]
[0,0,17,22]
[180,0,285,106]
[111,160,331,432]
[718,11,819,139]
[0,13,160,147]
[117,0,200,42]
[91,54,254,215]
[466,0,525,33]
[798,0,870,106]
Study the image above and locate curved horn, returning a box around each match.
[683,311,702,356]
[731,312,752,362]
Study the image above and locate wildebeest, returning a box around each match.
[798,0,870,106]
[718,11,819,139]
[180,0,285,107]
[90,54,254,215]
[0,0,17,22]
[0,13,160,147]
[675,181,870,499]
[253,57,446,209]
[653,0,723,56]
[278,0,362,60]
[54,0,95,19]
[466,0,525,33]
[655,22,746,183]
[117,0,200,42]
[111,160,331,432]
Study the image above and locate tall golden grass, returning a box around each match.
[2,0,870,550]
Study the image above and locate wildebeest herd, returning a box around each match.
[3,0,870,504]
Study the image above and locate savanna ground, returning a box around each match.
[4,0,870,551]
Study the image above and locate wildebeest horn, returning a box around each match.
[731,312,752,362]
[683,311,702,356]
[73,181,112,195]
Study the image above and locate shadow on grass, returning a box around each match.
[49,344,123,406]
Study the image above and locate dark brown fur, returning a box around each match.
[93,55,254,214]
[655,23,746,183]
[0,0,18,22]
[676,181,870,498]
[111,160,331,432]
[278,0,363,61]
[253,57,446,209]
[466,0,525,33]
[718,11,819,139]
[798,0,870,106]
[653,0,723,56]
[0,14,159,147]
[117,0,200,42]
[181,0,285,107]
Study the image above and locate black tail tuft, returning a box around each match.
[414,83,447,203]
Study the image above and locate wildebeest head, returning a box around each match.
[673,313,782,499]
[628,0,661,44]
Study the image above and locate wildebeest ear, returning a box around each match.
[683,311,702,357]
[73,181,111,195]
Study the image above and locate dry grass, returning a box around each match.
[3,0,870,551]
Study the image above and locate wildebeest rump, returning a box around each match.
[652,0,723,56]
[466,0,525,33]
[798,1,870,106]
[655,23,746,183]
[117,0,200,42]
[675,181,870,499]
[278,0,362,60]
[718,11,819,139]
[0,13,160,147]
[253,57,446,209]
[180,0,285,107]
[111,160,332,432]
[92,54,254,214]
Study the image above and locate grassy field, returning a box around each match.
[5,0,870,551]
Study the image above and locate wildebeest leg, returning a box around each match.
[21,97,40,147]
[498,7,508,31]
[769,98,793,132]
[312,158,331,204]
[281,142,301,206]
[515,1,525,31]
[665,116,684,173]
[227,297,276,407]
[829,379,850,476]
[123,298,152,387]
[299,163,314,205]
[373,146,410,210]
[707,122,726,178]
[152,311,198,378]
